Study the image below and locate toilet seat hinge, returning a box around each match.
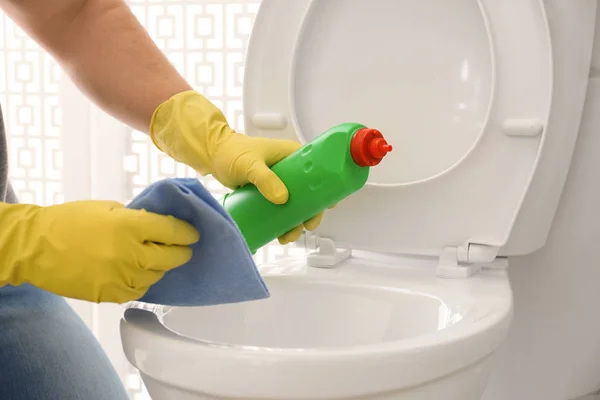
[294,232,351,269]
[437,243,499,279]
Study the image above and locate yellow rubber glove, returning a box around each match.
[0,201,199,303]
[150,90,324,244]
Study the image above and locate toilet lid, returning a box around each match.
[243,0,552,257]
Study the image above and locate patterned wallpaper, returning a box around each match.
[0,2,307,398]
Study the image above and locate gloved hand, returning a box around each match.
[150,90,324,244]
[0,200,199,303]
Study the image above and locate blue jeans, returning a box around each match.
[0,284,129,399]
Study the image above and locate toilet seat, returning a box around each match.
[244,0,553,267]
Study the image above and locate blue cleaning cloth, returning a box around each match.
[126,178,269,306]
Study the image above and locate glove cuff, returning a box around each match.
[0,203,41,285]
[149,90,234,176]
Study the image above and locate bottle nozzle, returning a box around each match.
[369,138,393,159]
[350,128,393,167]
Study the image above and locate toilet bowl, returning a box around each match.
[122,254,512,399]
[121,0,597,399]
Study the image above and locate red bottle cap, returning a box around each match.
[350,128,393,167]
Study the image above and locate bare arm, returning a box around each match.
[0,0,191,132]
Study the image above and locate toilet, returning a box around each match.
[120,1,598,399]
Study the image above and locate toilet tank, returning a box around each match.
[484,3,600,398]
[501,1,597,256]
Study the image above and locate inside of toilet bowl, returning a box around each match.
[159,277,465,349]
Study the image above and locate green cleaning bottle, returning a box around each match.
[222,122,392,253]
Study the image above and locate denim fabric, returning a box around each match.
[0,284,129,399]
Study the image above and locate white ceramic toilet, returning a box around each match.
[120,1,598,399]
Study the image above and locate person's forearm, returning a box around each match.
[1,0,191,132]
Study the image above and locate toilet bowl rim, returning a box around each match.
[120,304,512,397]
[255,253,514,306]
[122,292,511,357]
[122,256,513,357]
[120,257,513,396]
